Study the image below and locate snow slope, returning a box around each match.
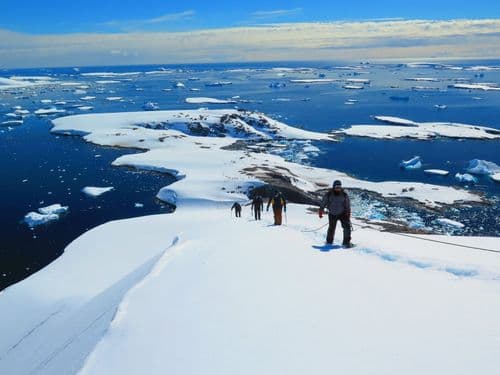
[1,205,499,375]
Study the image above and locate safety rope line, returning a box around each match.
[350,223,500,254]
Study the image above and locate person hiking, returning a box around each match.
[251,195,264,220]
[231,202,242,218]
[266,191,286,225]
[318,180,352,247]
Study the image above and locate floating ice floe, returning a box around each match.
[105,97,122,102]
[400,156,422,170]
[1,120,23,126]
[289,79,337,84]
[455,173,478,183]
[451,83,500,91]
[95,80,120,84]
[80,96,96,101]
[143,102,160,111]
[405,77,439,82]
[424,169,449,176]
[24,204,69,227]
[465,159,500,175]
[436,218,465,229]
[173,82,185,89]
[343,84,364,90]
[205,81,232,87]
[134,202,144,208]
[77,106,94,111]
[434,104,447,110]
[346,78,370,84]
[81,72,141,77]
[82,186,115,197]
[34,108,66,116]
[185,97,236,104]
[337,116,500,140]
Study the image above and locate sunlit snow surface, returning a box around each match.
[1,61,500,375]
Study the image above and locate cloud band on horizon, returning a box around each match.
[1,19,499,68]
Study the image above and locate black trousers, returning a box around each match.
[254,209,261,220]
[235,209,241,217]
[327,213,351,245]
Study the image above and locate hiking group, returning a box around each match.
[231,179,353,248]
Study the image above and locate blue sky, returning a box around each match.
[1,0,500,34]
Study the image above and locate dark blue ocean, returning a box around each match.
[1,61,499,289]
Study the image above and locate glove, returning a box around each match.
[319,209,324,219]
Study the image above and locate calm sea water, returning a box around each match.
[1,60,499,289]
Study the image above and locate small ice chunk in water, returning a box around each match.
[24,203,69,227]
[134,203,144,208]
[82,186,114,197]
[455,173,478,183]
[424,169,449,176]
[24,212,59,227]
[400,156,422,169]
[436,218,465,229]
[38,203,69,215]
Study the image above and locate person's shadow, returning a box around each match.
[312,244,343,252]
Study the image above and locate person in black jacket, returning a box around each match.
[231,202,242,217]
[319,180,352,247]
[266,191,286,225]
[251,195,264,220]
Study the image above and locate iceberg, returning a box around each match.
[455,173,478,183]
[400,156,422,170]
[465,159,500,175]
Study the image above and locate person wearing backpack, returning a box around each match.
[266,191,286,225]
[318,180,352,248]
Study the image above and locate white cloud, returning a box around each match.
[251,8,303,19]
[1,19,500,68]
[102,10,195,29]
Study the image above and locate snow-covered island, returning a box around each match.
[1,108,499,374]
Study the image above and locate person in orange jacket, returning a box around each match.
[319,180,352,247]
[266,191,286,225]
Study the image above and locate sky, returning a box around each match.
[1,1,500,68]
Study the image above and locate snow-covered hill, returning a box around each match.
[1,205,499,374]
